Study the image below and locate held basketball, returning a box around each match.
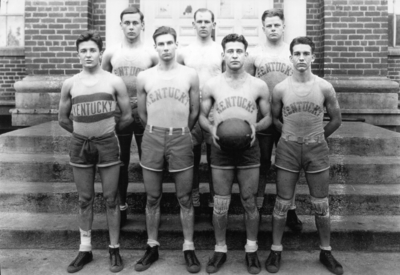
[216,118,252,151]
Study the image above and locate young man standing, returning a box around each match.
[246,9,302,231]
[59,30,133,273]
[177,8,224,215]
[135,26,201,273]
[266,37,343,275]
[102,7,158,226]
[200,34,271,274]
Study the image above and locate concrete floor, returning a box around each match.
[0,249,399,275]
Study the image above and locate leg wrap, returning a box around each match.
[310,196,329,217]
[213,195,231,217]
[272,196,291,220]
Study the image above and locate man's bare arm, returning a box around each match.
[199,81,220,148]
[176,48,186,65]
[101,49,113,72]
[113,76,133,131]
[137,72,148,126]
[255,82,272,132]
[58,79,73,133]
[323,85,342,138]
[188,69,200,130]
[244,52,256,76]
[271,85,284,133]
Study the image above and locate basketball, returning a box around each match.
[216,118,252,151]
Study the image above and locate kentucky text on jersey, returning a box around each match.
[282,101,324,117]
[113,66,144,77]
[215,96,257,114]
[146,87,190,107]
[72,93,115,123]
[256,62,293,78]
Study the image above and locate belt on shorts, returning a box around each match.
[281,133,325,144]
[146,125,189,135]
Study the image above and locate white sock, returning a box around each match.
[147,239,160,247]
[256,197,264,209]
[320,245,332,251]
[183,240,195,251]
[271,244,283,252]
[244,239,258,253]
[215,244,228,253]
[79,228,92,251]
[109,243,120,249]
[120,203,128,211]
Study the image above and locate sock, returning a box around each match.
[271,244,283,252]
[183,240,195,251]
[109,243,120,249]
[120,203,128,211]
[79,228,92,252]
[320,245,332,251]
[192,188,200,207]
[244,239,258,253]
[256,197,264,209]
[215,244,228,253]
[147,239,160,247]
[289,205,296,210]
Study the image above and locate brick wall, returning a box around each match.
[307,0,324,76]
[0,56,26,101]
[323,0,388,76]
[388,55,400,83]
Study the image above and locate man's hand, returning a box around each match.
[211,124,221,150]
[246,120,256,147]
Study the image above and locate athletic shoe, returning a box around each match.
[120,209,127,228]
[134,245,159,272]
[184,250,201,273]
[319,250,344,275]
[245,251,261,274]
[109,247,124,273]
[286,209,303,232]
[67,251,93,273]
[206,252,227,273]
[265,250,281,273]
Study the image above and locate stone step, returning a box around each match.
[0,212,399,251]
[0,181,399,216]
[1,153,399,184]
[1,121,400,157]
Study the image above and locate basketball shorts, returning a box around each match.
[275,135,330,173]
[69,131,121,168]
[140,125,194,172]
[210,138,260,170]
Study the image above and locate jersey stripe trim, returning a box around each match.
[72,93,115,104]
[73,112,114,123]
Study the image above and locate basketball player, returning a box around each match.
[245,9,302,231]
[102,7,158,226]
[266,37,342,275]
[59,30,133,273]
[200,34,271,274]
[177,8,224,214]
[135,26,201,273]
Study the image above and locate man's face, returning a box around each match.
[290,44,315,72]
[262,16,284,42]
[193,11,215,38]
[78,40,101,68]
[120,13,143,40]
[154,34,177,61]
[222,41,247,70]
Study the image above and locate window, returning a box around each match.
[389,0,400,47]
[0,0,25,47]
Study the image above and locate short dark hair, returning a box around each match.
[120,6,144,22]
[261,9,284,24]
[194,8,215,22]
[153,26,177,43]
[289,36,315,54]
[221,34,248,51]
[76,30,103,52]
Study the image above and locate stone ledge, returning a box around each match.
[325,76,399,93]
[14,75,71,94]
[0,47,24,56]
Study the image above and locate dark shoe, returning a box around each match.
[246,251,261,274]
[109,247,124,273]
[134,245,159,272]
[320,250,344,275]
[120,209,127,228]
[67,251,93,273]
[265,250,281,273]
[206,252,227,273]
[286,209,303,232]
[184,250,201,273]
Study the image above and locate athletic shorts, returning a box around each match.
[210,138,260,170]
[140,125,194,172]
[69,131,121,168]
[275,136,330,174]
[115,98,145,136]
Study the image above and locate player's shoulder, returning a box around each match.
[62,75,75,89]
[203,74,220,89]
[102,44,119,57]
[249,73,267,88]
[274,77,289,93]
[315,75,334,94]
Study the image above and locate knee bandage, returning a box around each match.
[273,196,291,219]
[311,196,329,216]
[213,195,231,216]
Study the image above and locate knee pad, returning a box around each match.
[213,195,231,216]
[273,196,291,219]
[311,196,329,217]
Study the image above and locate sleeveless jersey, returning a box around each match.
[70,72,116,137]
[281,76,325,138]
[146,67,192,128]
[212,74,258,125]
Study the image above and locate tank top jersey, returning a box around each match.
[212,74,258,124]
[281,76,325,138]
[146,67,191,128]
[70,72,116,137]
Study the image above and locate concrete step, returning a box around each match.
[1,121,400,157]
[0,212,399,251]
[0,181,399,216]
[1,152,399,184]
